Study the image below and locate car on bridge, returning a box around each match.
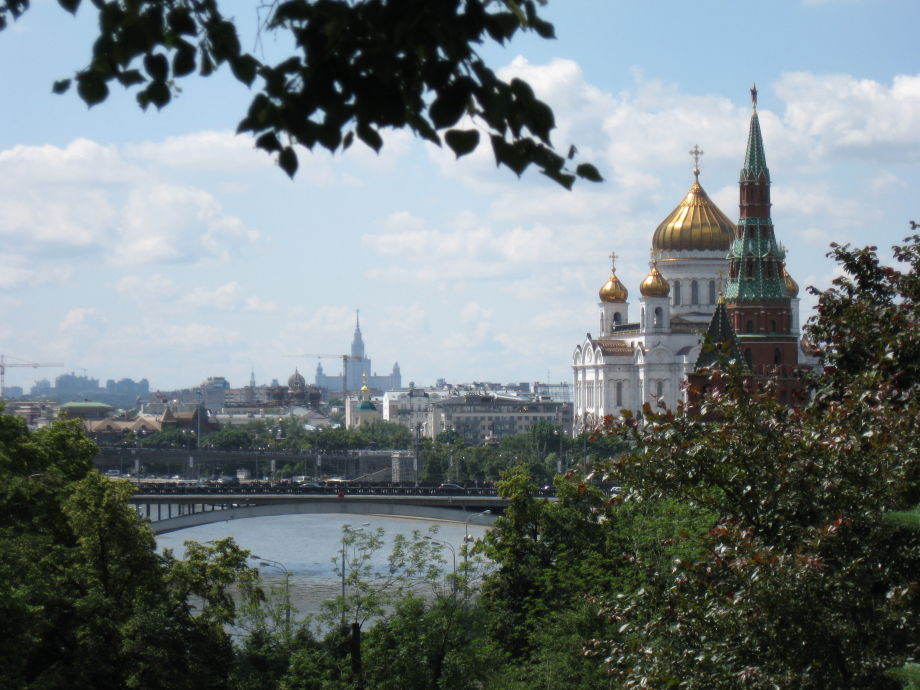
[438,483,467,493]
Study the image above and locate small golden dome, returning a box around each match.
[599,272,628,303]
[360,372,370,392]
[783,263,799,298]
[599,251,628,302]
[640,261,670,298]
[652,176,737,253]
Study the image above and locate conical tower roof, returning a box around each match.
[694,296,745,370]
[652,176,737,253]
[741,91,770,182]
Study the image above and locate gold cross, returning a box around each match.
[609,251,618,271]
[689,145,704,171]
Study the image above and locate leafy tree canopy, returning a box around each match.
[1,0,601,188]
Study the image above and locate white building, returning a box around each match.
[381,388,446,432]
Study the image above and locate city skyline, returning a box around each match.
[1,1,918,391]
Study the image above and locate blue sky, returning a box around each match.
[1,0,918,393]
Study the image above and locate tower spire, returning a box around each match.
[742,93,769,183]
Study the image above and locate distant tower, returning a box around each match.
[351,310,365,359]
[249,366,256,389]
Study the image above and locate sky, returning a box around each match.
[1,0,919,393]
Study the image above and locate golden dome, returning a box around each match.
[783,263,799,298]
[599,251,628,302]
[640,261,670,298]
[599,272,628,303]
[652,176,737,253]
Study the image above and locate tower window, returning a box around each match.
[613,312,621,325]
[744,348,753,366]
[774,348,782,366]
[616,381,623,408]
[654,307,663,327]
[709,280,716,304]
[691,280,699,305]
[673,281,681,306]
[656,380,664,398]
[746,320,754,334]
[770,319,776,333]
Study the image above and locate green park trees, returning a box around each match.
[0,411,263,689]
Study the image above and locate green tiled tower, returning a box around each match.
[722,85,802,398]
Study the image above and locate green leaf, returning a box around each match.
[532,18,555,39]
[575,163,604,183]
[342,131,354,151]
[52,79,72,95]
[279,146,298,178]
[445,129,480,159]
[357,122,382,153]
[145,80,171,110]
[429,79,473,129]
[116,70,145,87]
[167,8,197,36]
[76,73,109,106]
[540,167,575,190]
[255,132,282,153]
[172,44,197,78]
[229,54,258,86]
[143,53,169,82]
[57,0,80,15]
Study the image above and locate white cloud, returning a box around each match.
[776,72,920,161]
[0,139,260,268]
[60,308,103,332]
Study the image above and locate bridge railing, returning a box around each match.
[129,483,558,498]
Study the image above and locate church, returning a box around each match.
[572,88,812,427]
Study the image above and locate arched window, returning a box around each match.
[613,312,621,325]
[641,308,645,329]
[654,307,663,327]
[656,380,664,398]
[600,314,605,333]
[673,281,681,306]
[616,381,623,407]
[770,319,776,333]
[774,348,782,365]
[691,280,699,305]
[746,320,754,334]
[709,280,716,304]
[744,348,753,366]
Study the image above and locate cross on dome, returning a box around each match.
[689,145,704,179]
[609,251,618,271]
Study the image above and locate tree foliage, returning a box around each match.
[585,233,920,689]
[0,410,263,689]
[1,0,601,188]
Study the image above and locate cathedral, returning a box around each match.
[572,88,811,426]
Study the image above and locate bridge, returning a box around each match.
[129,486,517,534]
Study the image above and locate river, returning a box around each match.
[156,513,491,620]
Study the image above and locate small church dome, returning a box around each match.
[599,252,628,303]
[287,368,306,389]
[599,272,628,303]
[640,261,671,298]
[783,263,799,298]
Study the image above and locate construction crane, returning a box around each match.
[283,354,360,396]
[1,355,64,395]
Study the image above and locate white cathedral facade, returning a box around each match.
[572,163,804,428]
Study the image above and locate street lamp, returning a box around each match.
[463,511,490,566]
[341,523,370,622]
[423,535,456,593]
[250,555,291,628]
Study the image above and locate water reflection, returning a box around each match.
[156,513,491,618]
